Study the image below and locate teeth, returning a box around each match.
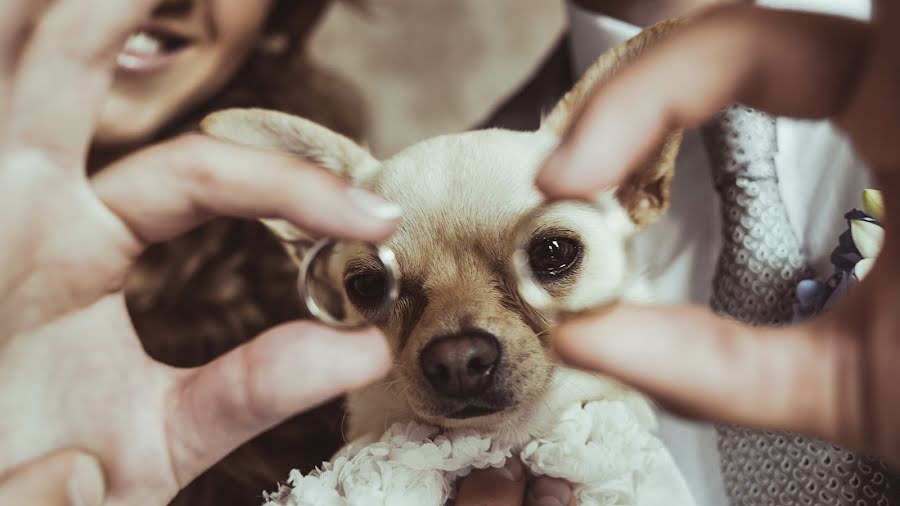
[122,32,163,56]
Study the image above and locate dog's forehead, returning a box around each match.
[370,129,559,278]
[373,129,559,222]
[375,129,557,200]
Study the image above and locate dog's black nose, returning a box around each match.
[420,332,500,398]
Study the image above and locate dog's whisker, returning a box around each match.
[381,377,403,390]
[340,405,351,443]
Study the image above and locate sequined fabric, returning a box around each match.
[703,105,900,505]
[704,105,810,324]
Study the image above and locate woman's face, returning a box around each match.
[94,0,276,148]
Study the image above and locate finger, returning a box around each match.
[164,321,391,487]
[838,0,900,173]
[92,134,401,251]
[526,476,576,506]
[0,0,40,119]
[8,0,159,162]
[456,458,526,506]
[537,5,869,198]
[0,0,34,72]
[0,450,106,506]
[551,304,840,440]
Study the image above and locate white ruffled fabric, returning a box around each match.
[263,400,696,506]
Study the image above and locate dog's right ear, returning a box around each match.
[200,108,381,264]
[542,19,685,230]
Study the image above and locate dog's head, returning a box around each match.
[202,21,682,436]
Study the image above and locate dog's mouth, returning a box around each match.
[445,404,506,419]
[429,392,518,421]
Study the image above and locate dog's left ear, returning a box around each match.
[200,108,381,264]
[542,19,685,229]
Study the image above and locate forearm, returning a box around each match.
[572,0,748,26]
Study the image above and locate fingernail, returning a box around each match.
[490,457,525,482]
[529,477,572,506]
[536,150,571,195]
[538,147,608,200]
[345,187,402,221]
[67,455,105,506]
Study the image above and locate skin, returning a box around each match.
[457,458,577,506]
[0,450,105,506]
[0,1,402,505]
[0,1,506,504]
[94,0,275,148]
[0,1,571,504]
[541,0,900,473]
[472,0,900,503]
[482,0,899,497]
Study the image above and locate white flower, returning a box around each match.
[853,258,875,280]
[850,219,884,281]
[862,189,885,221]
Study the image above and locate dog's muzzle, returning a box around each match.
[418,329,515,419]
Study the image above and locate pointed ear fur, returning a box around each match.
[543,19,686,228]
[200,108,381,262]
[201,108,379,182]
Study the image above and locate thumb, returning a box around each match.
[164,321,391,487]
[0,450,106,506]
[551,303,839,439]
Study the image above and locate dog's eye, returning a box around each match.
[527,237,582,279]
[345,271,388,309]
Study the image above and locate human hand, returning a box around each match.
[0,450,105,506]
[0,2,400,505]
[455,458,576,506]
[537,3,900,466]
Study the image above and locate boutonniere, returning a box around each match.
[794,189,883,321]
[851,189,886,279]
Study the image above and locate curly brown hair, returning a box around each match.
[124,1,367,504]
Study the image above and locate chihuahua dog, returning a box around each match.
[201,21,682,451]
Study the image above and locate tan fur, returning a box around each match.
[201,109,379,181]
[201,21,683,447]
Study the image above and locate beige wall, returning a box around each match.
[308,0,566,157]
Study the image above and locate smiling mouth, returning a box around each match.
[446,405,505,419]
[116,28,193,73]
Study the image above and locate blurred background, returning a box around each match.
[307,0,565,156]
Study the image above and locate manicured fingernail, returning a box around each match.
[345,187,402,221]
[529,477,572,506]
[491,457,525,482]
[67,455,105,506]
[538,147,612,199]
[537,150,573,195]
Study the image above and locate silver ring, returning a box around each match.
[299,238,400,329]
[510,199,622,320]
